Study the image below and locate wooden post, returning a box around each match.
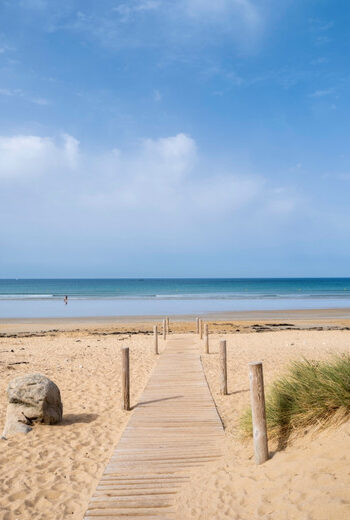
[196,317,199,334]
[219,340,228,395]
[199,319,203,340]
[166,316,170,334]
[122,347,130,411]
[163,319,167,340]
[205,323,209,354]
[249,362,269,465]
[154,325,159,355]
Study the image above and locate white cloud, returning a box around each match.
[0,134,79,179]
[2,130,326,279]
[62,134,80,169]
[0,133,300,229]
[141,133,196,178]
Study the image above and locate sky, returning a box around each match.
[1,0,350,278]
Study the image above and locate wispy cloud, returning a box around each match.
[53,0,270,55]
[0,87,49,105]
[183,0,261,28]
[309,17,334,47]
[19,0,48,10]
[153,89,162,102]
[309,18,334,32]
[0,41,15,54]
[315,35,332,46]
[112,1,161,22]
[0,88,22,97]
[311,56,328,65]
[310,88,335,98]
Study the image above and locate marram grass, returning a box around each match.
[241,354,350,440]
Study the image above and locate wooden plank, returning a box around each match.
[84,335,224,519]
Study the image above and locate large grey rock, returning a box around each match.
[2,373,63,438]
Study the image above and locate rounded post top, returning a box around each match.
[248,361,263,367]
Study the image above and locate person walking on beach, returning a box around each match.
[64,295,68,305]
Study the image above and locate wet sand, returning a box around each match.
[2,307,350,335]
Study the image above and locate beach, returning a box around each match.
[0,325,157,520]
[0,314,349,519]
[177,327,350,520]
[3,0,349,517]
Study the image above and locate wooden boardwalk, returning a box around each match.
[84,335,224,519]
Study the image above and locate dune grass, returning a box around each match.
[241,354,350,441]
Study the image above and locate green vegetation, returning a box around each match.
[241,354,350,441]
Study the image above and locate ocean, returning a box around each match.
[1,278,350,318]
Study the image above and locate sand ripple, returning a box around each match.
[0,331,156,519]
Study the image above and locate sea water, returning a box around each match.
[1,278,350,318]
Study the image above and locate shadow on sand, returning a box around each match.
[60,413,99,425]
[227,388,249,396]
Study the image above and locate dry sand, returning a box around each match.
[0,328,157,520]
[177,329,350,520]
[0,321,349,519]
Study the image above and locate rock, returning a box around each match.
[2,373,63,437]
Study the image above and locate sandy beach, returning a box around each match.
[177,328,350,520]
[0,326,157,520]
[0,316,350,519]
[3,0,349,517]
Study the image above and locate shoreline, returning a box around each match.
[1,307,350,334]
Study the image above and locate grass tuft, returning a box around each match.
[241,354,350,442]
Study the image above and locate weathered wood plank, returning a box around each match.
[84,335,224,519]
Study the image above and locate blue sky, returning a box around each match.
[1,0,350,277]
